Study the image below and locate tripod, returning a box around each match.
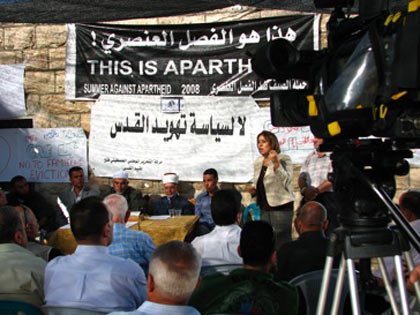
[314,142,420,314]
[316,226,420,315]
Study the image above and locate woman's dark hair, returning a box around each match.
[257,130,280,153]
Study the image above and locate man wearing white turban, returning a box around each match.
[151,173,194,216]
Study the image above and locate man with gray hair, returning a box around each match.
[102,171,146,212]
[109,240,201,315]
[104,194,155,275]
[0,205,46,307]
[275,201,334,281]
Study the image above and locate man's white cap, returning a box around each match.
[113,171,129,180]
[162,173,178,184]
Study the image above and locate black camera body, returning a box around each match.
[252,0,420,141]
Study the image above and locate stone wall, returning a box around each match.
[1,6,418,208]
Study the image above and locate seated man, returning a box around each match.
[58,166,99,210]
[0,187,7,206]
[375,190,420,281]
[104,194,156,275]
[102,171,146,212]
[275,201,333,281]
[0,205,47,307]
[7,175,65,233]
[152,173,194,215]
[15,205,63,262]
[195,168,218,236]
[189,220,299,315]
[192,189,242,266]
[44,197,147,313]
[109,241,201,315]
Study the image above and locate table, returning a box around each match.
[48,215,199,255]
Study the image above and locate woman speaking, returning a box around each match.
[250,130,294,247]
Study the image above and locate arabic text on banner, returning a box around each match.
[0,128,87,183]
[66,15,319,100]
[89,95,318,183]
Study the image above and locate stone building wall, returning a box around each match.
[0,6,418,208]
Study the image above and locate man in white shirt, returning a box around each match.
[44,196,147,313]
[192,189,242,266]
[109,240,201,315]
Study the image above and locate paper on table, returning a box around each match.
[126,221,138,228]
[148,215,170,220]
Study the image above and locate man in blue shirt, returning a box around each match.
[152,173,194,215]
[195,168,218,235]
[104,194,156,275]
[44,197,146,313]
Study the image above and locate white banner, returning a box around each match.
[250,107,314,163]
[90,95,258,182]
[0,64,26,119]
[0,128,87,183]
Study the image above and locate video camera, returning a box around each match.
[252,0,420,253]
[252,0,420,141]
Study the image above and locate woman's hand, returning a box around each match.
[263,150,277,167]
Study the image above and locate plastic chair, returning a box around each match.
[43,306,107,315]
[289,269,350,315]
[200,264,243,277]
[0,300,43,315]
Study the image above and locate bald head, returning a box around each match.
[399,190,420,221]
[295,201,328,234]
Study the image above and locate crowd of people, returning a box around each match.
[0,130,419,314]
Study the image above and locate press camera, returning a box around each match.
[252,0,420,140]
[252,0,420,252]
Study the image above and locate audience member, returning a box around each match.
[15,205,63,261]
[104,193,156,275]
[7,175,65,233]
[58,166,99,210]
[195,168,218,236]
[189,220,299,315]
[102,171,146,212]
[152,173,194,215]
[0,205,46,307]
[192,189,242,266]
[275,201,333,281]
[0,187,7,206]
[109,241,201,315]
[299,137,339,233]
[44,197,146,312]
[408,263,420,292]
[375,190,420,281]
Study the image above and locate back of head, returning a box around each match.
[149,240,201,302]
[240,220,275,267]
[298,201,327,230]
[103,194,128,220]
[211,189,241,226]
[0,206,24,244]
[203,168,218,179]
[399,190,420,218]
[70,196,109,242]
